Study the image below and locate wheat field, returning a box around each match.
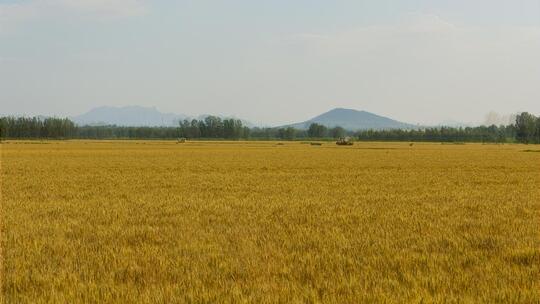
[1,141,539,303]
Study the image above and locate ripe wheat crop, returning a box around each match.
[1,141,539,303]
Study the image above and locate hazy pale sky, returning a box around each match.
[1,0,539,125]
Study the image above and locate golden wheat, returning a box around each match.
[1,141,539,303]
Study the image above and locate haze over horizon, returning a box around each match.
[1,0,539,126]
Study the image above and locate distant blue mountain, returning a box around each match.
[72,106,187,126]
[284,108,417,130]
[72,106,254,127]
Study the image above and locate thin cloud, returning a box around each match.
[0,2,38,32]
[282,13,540,57]
[267,13,540,124]
[0,0,146,32]
[400,13,458,33]
[49,0,147,17]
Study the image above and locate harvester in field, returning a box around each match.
[336,137,354,146]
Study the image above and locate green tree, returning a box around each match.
[329,126,345,139]
[515,112,537,144]
[308,123,327,138]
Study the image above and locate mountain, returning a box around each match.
[285,108,416,130]
[72,106,255,127]
[73,106,187,126]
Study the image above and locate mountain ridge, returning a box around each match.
[73,106,254,127]
[72,106,417,130]
[72,106,186,126]
[283,108,416,130]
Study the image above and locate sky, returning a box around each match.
[1,0,539,126]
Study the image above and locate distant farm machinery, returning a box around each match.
[336,137,354,146]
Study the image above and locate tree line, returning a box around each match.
[354,112,540,143]
[247,125,346,140]
[355,125,515,143]
[0,117,76,139]
[514,112,540,144]
[178,117,250,139]
[1,112,539,144]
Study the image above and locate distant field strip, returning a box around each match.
[1,141,539,303]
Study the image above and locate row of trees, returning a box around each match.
[307,123,347,139]
[0,116,250,140]
[1,112,539,143]
[178,116,250,139]
[355,125,516,143]
[515,112,540,144]
[354,112,540,144]
[0,117,76,139]
[0,117,180,140]
[77,126,181,139]
[246,124,347,140]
